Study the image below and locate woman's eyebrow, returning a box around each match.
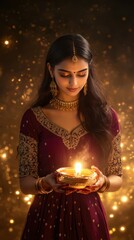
[58,68,88,73]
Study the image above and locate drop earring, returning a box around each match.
[50,77,58,97]
[83,83,87,96]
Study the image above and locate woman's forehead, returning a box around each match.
[55,58,88,72]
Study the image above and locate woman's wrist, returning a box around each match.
[35,177,53,194]
[98,176,110,193]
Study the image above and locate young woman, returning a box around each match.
[18,34,122,240]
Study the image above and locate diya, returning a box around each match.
[56,163,98,189]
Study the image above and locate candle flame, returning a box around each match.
[75,162,82,176]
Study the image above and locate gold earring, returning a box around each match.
[50,78,58,97]
[83,83,87,96]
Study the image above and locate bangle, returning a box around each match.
[35,177,53,194]
[98,176,110,193]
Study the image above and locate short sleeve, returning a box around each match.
[105,108,122,176]
[17,108,39,178]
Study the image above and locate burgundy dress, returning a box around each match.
[18,106,122,240]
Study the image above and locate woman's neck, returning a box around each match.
[57,93,79,102]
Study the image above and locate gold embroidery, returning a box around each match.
[106,132,122,176]
[18,133,38,177]
[32,107,87,149]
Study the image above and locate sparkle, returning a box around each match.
[112,205,118,211]
[24,196,29,201]
[120,226,126,232]
[23,195,33,204]
[9,219,14,224]
[15,191,20,195]
[121,196,128,203]
[1,153,7,159]
[8,227,13,232]
[4,40,10,45]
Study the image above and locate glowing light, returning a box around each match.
[9,149,13,154]
[8,227,13,232]
[28,195,33,199]
[120,143,124,148]
[126,165,130,170]
[121,196,128,203]
[1,153,7,159]
[109,227,116,235]
[9,219,14,224]
[120,226,126,232]
[109,214,114,218]
[122,17,127,21]
[112,205,118,211]
[21,88,33,101]
[122,156,126,161]
[24,195,33,202]
[0,106,4,110]
[15,190,20,195]
[74,162,82,176]
[4,40,10,45]
[5,146,9,150]
[24,196,29,201]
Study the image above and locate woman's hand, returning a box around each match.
[44,172,69,193]
[61,185,77,195]
[45,172,76,195]
[77,166,106,194]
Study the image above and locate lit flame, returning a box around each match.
[75,162,82,176]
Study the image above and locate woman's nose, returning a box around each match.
[69,75,77,86]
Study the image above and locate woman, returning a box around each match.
[18,34,122,240]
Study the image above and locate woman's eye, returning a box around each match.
[77,74,87,77]
[60,75,70,78]
[60,73,87,78]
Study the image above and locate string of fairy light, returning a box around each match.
[0,32,134,240]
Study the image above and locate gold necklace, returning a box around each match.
[50,97,79,111]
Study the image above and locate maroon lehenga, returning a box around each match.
[18,106,122,240]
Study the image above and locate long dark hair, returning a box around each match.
[32,34,113,160]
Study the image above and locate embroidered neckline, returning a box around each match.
[32,106,88,149]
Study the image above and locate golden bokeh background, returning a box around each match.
[0,1,133,239]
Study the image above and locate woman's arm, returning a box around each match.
[19,173,69,195]
[77,166,122,194]
[20,176,41,195]
[106,175,122,192]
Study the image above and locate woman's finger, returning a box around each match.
[65,189,77,195]
[91,165,102,175]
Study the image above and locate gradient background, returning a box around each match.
[0,0,134,239]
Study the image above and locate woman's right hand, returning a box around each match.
[44,173,68,193]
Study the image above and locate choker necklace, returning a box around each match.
[50,97,79,111]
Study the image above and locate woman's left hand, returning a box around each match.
[77,166,106,194]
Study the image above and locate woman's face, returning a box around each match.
[48,58,89,100]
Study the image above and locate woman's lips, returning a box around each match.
[67,88,78,92]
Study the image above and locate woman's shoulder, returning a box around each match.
[19,107,41,138]
[20,106,41,129]
[21,106,40,120]
[20,108,34,125]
